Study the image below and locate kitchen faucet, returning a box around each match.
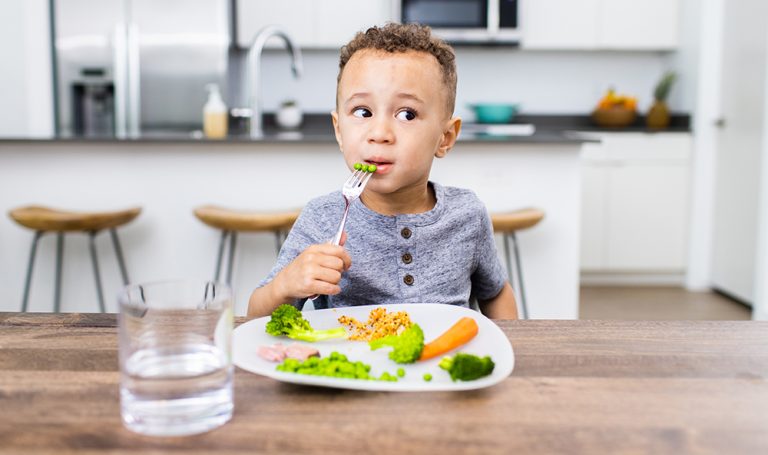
[247,25,303,138]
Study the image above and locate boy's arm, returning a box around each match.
[478,282,519,320]
[247,280,293,319]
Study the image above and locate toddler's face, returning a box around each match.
[332,50,459,196]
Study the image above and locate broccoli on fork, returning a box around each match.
[265,304,347,342]
[369,323,424,364]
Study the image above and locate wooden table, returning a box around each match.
[1,313,767,454]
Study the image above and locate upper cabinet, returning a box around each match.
[521,0,679,51]
[237,0,393,49]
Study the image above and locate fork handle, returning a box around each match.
[331,200,351,246]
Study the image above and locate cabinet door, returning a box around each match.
[580,161,608,269]
[238,0,393,49]
[598,0,679,50]
[520,0,599,49]
[236,0,314,48]
[314,0,393,48]
[605,161,689,270]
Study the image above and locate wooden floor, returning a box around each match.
[579,286,752,320]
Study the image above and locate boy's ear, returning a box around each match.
[331,110,343,152]
[435,116,462,158]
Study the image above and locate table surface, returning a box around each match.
[1,313,767,454]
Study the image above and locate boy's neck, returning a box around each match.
[360,183,436,216]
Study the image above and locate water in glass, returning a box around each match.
[118,281,233,436]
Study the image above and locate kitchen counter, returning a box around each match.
[1,313,765,454]
[0,138,583,317]
[0,113,690,144]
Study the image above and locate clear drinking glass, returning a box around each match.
[118,280,234,436]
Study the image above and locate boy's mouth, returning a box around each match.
[364,159,392,174]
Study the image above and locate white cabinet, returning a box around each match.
[237,0,393,48]
[522,0,679,50]
[520,0,600,49]
[580,133,691,272]
[599,0,679,50]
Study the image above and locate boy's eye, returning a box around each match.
[396,109,417,121]
[352,108,372,118]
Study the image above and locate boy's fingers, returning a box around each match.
[314,255,346,272]
[313,267,343,285]
[311,244,352,270]
[308,280,341,296]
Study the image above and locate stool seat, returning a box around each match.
[194,205,300,232]
[9,205,141,313]
[9,206,141,232]
[194,205,301,285]
[491,208,545,232]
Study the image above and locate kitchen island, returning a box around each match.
[1,313,766,454]
[0,122,586,317]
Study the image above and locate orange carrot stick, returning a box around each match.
[418,317,479,361]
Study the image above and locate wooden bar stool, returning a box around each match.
[194,205,300,285]
[8,206,141,313]
[491,208,545,319]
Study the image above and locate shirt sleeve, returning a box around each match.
[471,205,507,301]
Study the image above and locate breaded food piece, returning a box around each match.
[338,307,412,341]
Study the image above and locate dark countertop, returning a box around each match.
[0,113,689,145]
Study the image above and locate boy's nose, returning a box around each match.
[367,117,395,144]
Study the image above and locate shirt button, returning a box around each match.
[401,227,412,239]
[402,252,413,264]
[403,274,414,285]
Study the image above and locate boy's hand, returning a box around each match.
[272,241,352,300]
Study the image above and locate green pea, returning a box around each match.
[397,368,405,377]
[368,164,377,173]
[423,373,433,382]
[361,164,369,172]
[354,162,362,170]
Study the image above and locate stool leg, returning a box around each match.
[89,231,106,313]
[510,232,529,320]
[109,228,130,285]
[214,230,230,282]
[225,231,237,285]
[274,231,283,256]
[54,233,64,313]
[21,231,43,312]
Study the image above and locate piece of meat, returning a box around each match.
[257,343,287,362]
[284,343,320,361]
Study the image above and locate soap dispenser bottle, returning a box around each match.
[203,83,228,139]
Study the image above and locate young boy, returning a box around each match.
[248,23,518,320]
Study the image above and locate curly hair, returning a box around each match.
[337,23,457,115]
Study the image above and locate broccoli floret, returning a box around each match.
[368,324,424,364]
[438,353,495,381]
[265,304,347,342]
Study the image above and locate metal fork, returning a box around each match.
[306,169,373,302]
[331,169,373,245]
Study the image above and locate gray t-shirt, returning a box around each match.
[258,182,506,309]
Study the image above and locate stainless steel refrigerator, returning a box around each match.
[52,0,229,137]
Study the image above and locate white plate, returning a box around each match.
[233,303,514,392]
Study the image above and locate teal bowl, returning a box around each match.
[469,103,519,124]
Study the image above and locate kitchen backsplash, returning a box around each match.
[256,48,691,121]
